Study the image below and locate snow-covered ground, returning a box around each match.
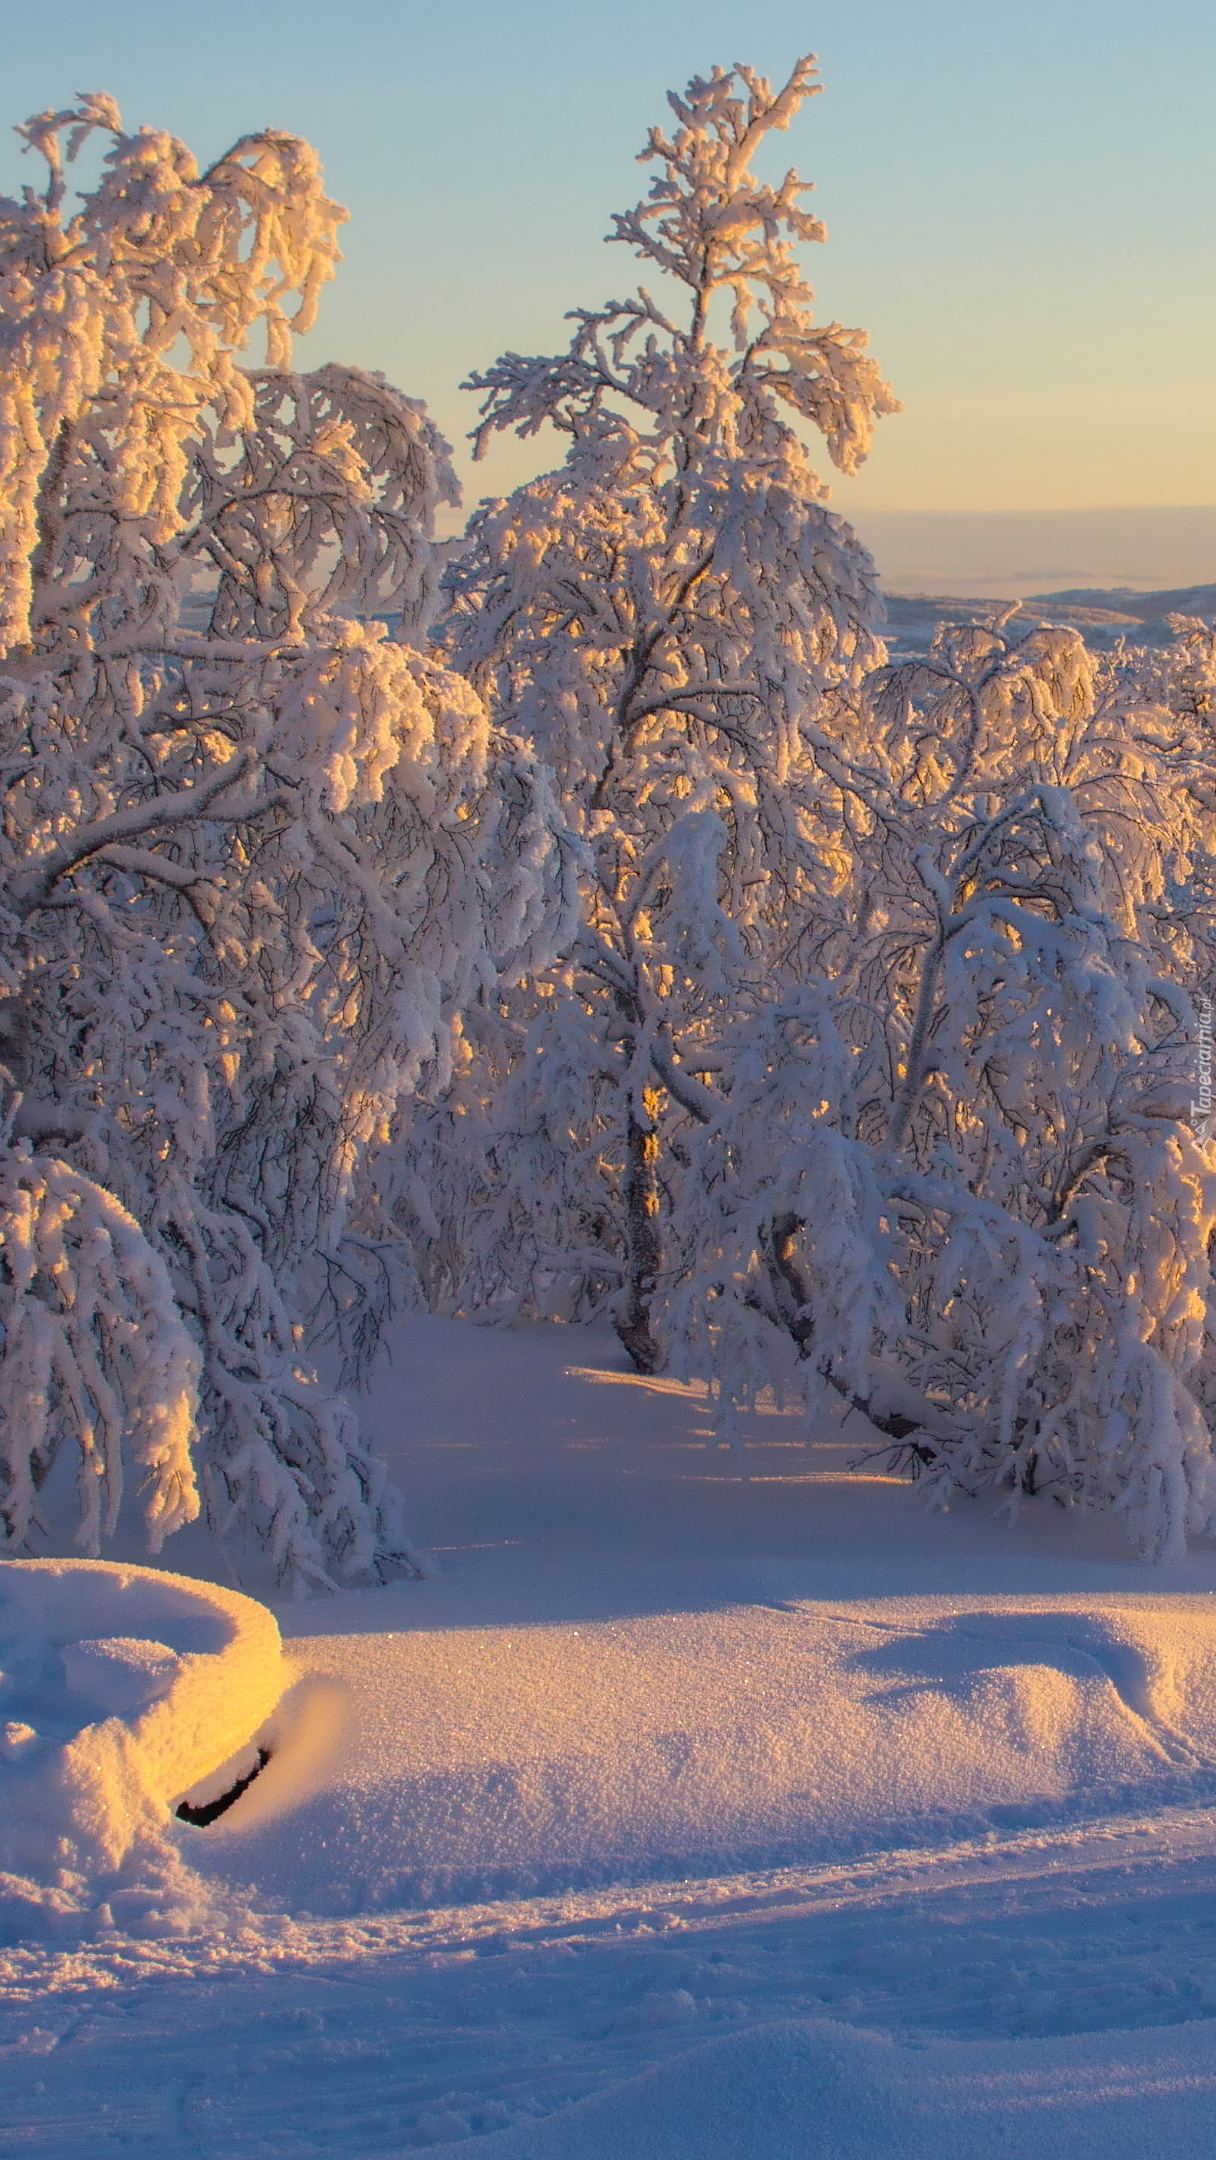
[6,1317,1216,2154]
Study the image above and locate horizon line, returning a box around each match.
[851,503,1216,520]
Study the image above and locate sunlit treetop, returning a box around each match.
[0,91,348,653]
[466,55,900,485]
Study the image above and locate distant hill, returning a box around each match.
[852,506,1216,600]
[1025,584,1216,621]
[880,584,1216,656]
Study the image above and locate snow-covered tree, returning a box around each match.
[0,96,575,1586]
[434,56,898,1369]
[672,618,1216,1559]
[373,49,1216,1560]
[431,482,1216,1561]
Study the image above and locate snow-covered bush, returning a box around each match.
[0,1557,283,1915]
[428,56,898,1369]
[0,96,575,1587]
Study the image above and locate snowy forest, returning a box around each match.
[2,54,1216,1594]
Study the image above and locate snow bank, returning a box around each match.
[188,1589,1216,1914]
[0,1559,282,1936]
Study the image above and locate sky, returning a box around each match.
[2,0,1213,568]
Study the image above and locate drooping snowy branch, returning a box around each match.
[0,1147,199,1557]
[0,97,345,656]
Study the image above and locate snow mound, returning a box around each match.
[189,1591,1216,1915]
[0,1559,282,1937]
[470,2016,1216,2159]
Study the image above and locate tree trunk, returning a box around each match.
[614,1088,664,1373]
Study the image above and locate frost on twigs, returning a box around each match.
[0,96,575,1589]
[464,54,899,482]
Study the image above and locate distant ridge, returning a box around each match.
[852,506,1216,599]
[1024,584,1216,619]
[881,583,1216,656]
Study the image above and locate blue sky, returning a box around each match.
[2,0,1213,532]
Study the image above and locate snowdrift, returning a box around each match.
[189,1590,1216,1913]
[469,2015,1216,2160]
[0,1558,282,1935]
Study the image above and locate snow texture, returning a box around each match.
[463,2017,1216,2158]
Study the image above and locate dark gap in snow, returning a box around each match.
[176,1748,271,1827]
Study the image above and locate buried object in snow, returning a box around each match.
[0,1557,283,1881]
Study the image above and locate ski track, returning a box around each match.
[3,1803,1216,2155]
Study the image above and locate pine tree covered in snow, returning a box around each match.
[429,56,898,1370]
[0,96,575,1586]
